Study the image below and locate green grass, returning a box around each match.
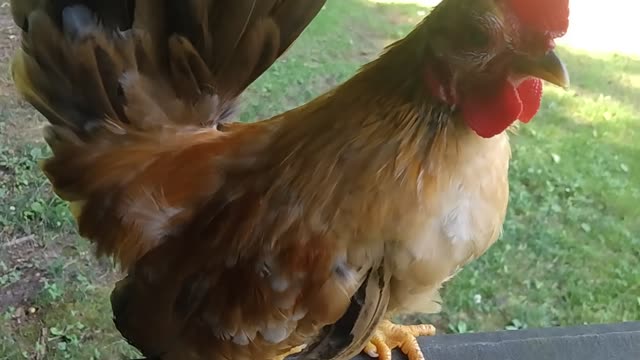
[1,0,639,358]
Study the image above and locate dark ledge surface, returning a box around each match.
[353,322,640,360]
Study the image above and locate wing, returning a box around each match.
[292,263,391,360]
[109,185,390,359]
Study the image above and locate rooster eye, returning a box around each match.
[465,24,491,49]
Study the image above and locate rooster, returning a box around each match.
[10,0,570,359]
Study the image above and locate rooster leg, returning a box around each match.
[362,320,436,360]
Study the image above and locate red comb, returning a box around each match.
[506,0,570,37]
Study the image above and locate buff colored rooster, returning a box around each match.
[10,0,570,359]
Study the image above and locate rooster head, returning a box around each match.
[421,0,571,138]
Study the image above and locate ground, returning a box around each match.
[0,0,638,359]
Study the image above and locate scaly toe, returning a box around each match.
[274,344,306,360]
[362,320,436,360]
[364,334,393,359]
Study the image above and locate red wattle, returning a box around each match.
[461,81,523,138]
[461,78,544,138]
[516,78,543,123]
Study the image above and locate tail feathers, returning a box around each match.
[10,0,326,267]
[12,0,328,140]
[11,0,135,35]
[12,5,230,142]
[13,8,221,267]
[111,273,178,359]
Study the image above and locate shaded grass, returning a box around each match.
[1,0,638,358]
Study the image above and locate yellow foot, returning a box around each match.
[274,344,306,360]
[362,320,436,360]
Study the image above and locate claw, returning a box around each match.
[362,320,436,360]
[276,344,306,360]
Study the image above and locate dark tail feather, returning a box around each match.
[11,0,328,136]
[291,260,391,359]
[111,273,177,359]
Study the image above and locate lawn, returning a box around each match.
[1,0,639,359]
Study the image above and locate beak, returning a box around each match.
[514,50,570,89]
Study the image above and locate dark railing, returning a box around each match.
[353,322,640,360]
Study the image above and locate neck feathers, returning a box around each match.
[269,25,455,195]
